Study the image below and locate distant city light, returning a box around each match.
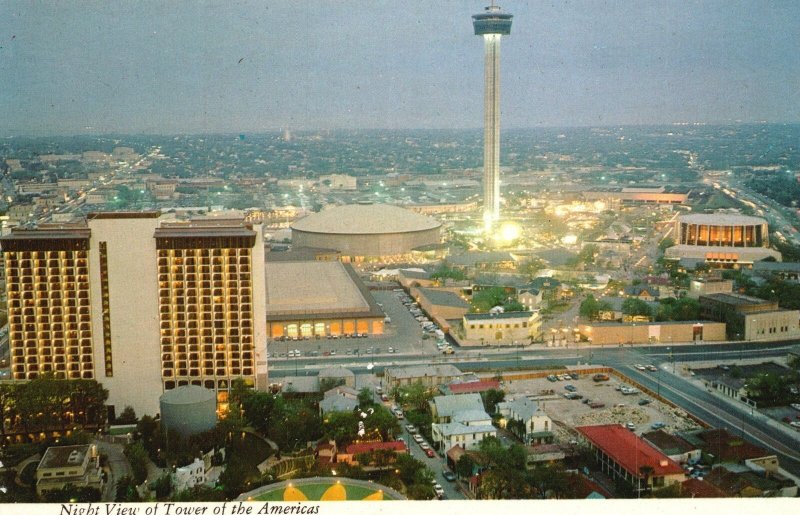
[561,234,578,245]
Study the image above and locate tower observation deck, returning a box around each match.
[473,4,512,231]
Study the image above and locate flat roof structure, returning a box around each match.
[265,261,380,318]
[38,445,92,470]
[679,213,767,226]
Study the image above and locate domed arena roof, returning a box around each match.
[291,204,441,235]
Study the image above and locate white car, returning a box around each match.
[790,421,800,429]
[433,484,444,496]
[406,424,417,434]
[634,364,646,371]
[420,442,431,450]
[287,350,296,358]
[413,434,424,443]
[790,403,800,411]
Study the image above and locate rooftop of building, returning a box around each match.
[700,292,775,306]
[386,364,462,380]
[398,269,432,280]
[265,261,383,319]
[417,288,470,309]
[160,385,216,405]
[497,397,546,420]
[448,251,515,267]
[576,424,684,477]
[641,429,697,456]
[38,445,92,470]
[440,379,500,395]
[431,393,485,418]
[464,311,535,321]
[344,441,406,455]
[291,203,440,235]
[678,213,767,226]
[435,422,496,437]
[692,428,772,462]
[319,395,358,414]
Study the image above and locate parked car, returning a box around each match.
[433,484,444,498]
[638,399,651,406]
[625,422,636,430]
[651,422,667,430]
[425,448,435,458]
[634,364,646,371]
[646,365,658,372]
[790,403,800,411]
[442,471,456,482]
[547,375,558,382]
[413,434,424,443]
[405,424,417,434]
[564,385,577,392]
[420,442,431,451]
[593,373,609,382]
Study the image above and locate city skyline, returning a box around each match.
[1,1,799,135]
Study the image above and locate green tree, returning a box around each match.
[116,406,137,425]
[658,237,675,253]
[393,382,433,412]
[152,473,172,500]
[357,387,374,407]
[481,389,505,415]
[456,454,476,479]
[115,476,141,502]
[622,298,652,318]
[124,441,149,484]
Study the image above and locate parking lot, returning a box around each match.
[504,372,702,439]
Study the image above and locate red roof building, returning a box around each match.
[444,380,501,395]
[577,424,686,494]
[680,477,726,498]
[337,441,407,466]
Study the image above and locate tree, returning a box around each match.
[393,382,433,412]
[357,387,373,407]
[658,237,675,253]
[115,476,141,502]
[116,406,138,425]
[481,389,505,415]
[456,454,476,479]
[152,472,173,500]
[124,441,149,484]
[622,298,651,318]
[579,295,601,320]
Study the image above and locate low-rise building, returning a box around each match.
[174,458,206,492]
[411,287,470,323]
[624,284,660,301]
[641,430,701,465]
[496,397,553,445]
[516,288,542,310]
[461,311,541,345]
[687,277,733,299]
[577,424,686,493]
[337,441,407,467]
[699,293,800,340]
[384,364,463,390]
[578,320,727,345]
[430,394,496,451]
[36,444,103,496]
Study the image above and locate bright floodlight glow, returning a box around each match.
[561,234,578,245]
[500,222,521,241]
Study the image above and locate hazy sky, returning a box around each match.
[1,1,799,135]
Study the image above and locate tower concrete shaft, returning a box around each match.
[483,33,501,226]
[473,4,512,230]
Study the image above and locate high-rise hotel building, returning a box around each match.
[1,212,267,417]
